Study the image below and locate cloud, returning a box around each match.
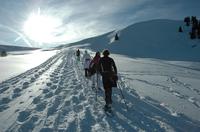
[0,0,200,47]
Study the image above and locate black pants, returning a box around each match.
[104,86,112,105]
[102,72,117,105]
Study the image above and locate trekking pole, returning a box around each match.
[117,81,129,111]
[95,84,97,102]
[95,72,98,102]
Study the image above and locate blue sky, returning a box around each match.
[0,0,200,47]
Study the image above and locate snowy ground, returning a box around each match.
[0,50,57,82]
[0,48,200,132]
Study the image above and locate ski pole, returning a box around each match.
[95,84,97,102]
[117,82,128,111]
[95,72,98,102]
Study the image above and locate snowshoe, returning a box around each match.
[104,104,113,117]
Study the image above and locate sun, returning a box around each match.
[23,13,62,43]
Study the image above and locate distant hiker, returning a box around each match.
[82,50,91,77]
[76,49,80,61]
[115,33,119,41]
[178,26,183,32]
[89,51,101,88]
[184,16,190,26]
[99,49,118,109]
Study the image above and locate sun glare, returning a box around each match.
[23,13,62,43]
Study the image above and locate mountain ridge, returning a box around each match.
[0,44,39,52]
[61,19,200,61]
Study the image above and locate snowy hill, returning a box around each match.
[63,19,200,61]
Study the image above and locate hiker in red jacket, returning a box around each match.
[89,51,101,88]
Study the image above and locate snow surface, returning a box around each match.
[0,50,57,82]
[0,48,199,131]
[0,19,200,131]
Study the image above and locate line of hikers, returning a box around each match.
[75,49,118,110]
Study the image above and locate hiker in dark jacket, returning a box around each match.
[99,49,118,109]
[76,49,80,61]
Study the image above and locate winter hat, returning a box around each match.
[96,51,100,56]
[102,49,110,56]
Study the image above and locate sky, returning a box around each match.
[0,0,200,48]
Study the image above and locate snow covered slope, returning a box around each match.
[64,19,200,61]
[0,48,200,132]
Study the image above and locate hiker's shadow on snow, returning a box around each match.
[109,86,200,131]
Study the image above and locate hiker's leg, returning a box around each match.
[104,85,112,105]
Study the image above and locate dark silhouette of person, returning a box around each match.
[99,49,118,109]
[184,17,190,26]
[179,26,183,32]
[115,33,119,41]
[76,49,80,61]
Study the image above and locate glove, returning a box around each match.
[112,74,118,81]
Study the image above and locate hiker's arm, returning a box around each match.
[98,60,103,75]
